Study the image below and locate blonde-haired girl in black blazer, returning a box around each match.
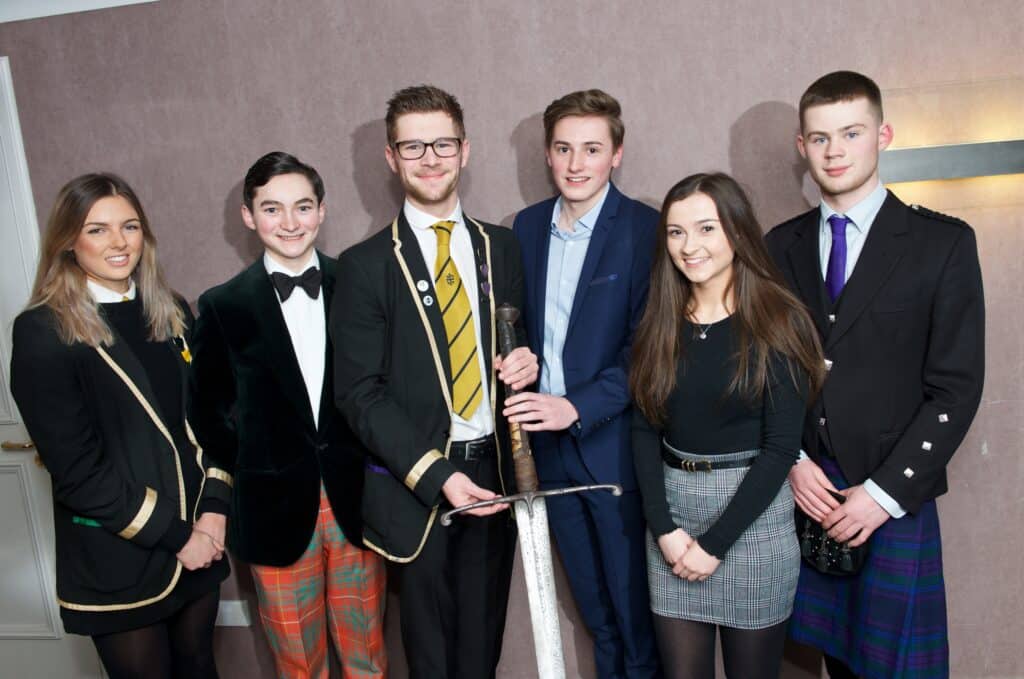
[10,173,230,679]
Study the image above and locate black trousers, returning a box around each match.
[396,447,516,679]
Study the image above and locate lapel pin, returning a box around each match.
[417,279,429,292]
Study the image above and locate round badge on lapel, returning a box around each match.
[416,279,429,292]
[423,295,434,306]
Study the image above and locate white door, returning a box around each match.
[0,56,104,679]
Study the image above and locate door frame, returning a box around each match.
[0,54,61,640]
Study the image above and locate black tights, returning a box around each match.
[653,614,789,679]
[92,589,220,679]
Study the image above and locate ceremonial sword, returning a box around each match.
[442,304,621,679]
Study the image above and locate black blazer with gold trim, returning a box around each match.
[9,302,230,615]
[189,252,364,566]
[331,214,524,561]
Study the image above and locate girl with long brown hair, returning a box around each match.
[10,173,230,678]
[630,173,824,678]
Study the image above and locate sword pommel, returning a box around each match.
[495,304,520,325]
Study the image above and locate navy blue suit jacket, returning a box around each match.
[513,183,658,489]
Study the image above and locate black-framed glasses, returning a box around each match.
[392,137,463,160]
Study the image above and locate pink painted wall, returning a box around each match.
[2,1,1021,676]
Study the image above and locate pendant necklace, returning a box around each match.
[697,323,712,340]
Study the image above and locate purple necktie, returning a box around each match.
[825,215,850,302]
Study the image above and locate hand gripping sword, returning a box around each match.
[441,304,621,679]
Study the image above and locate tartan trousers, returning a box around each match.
[251,484,386,679]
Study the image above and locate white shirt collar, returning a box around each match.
[819,181,887,233]
[403,199,464,232]
[87,278,136,303]
[263,249,320,277]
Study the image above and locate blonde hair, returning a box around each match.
[28,173,184,346]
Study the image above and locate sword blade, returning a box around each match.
[514,498,566,679]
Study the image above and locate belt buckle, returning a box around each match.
[700,460,712,472]
[683,459,694,472]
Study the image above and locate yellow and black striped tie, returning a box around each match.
[432,221,482,419]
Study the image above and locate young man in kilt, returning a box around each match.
[765,71,985,679]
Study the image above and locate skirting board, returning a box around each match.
[215,599,252,627]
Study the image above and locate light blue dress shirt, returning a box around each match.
[539,184,610,397]
[812,181,906,518]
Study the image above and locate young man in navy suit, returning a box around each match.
[506,89,661,678]
[766,71,984,679]
[190,152,386,678]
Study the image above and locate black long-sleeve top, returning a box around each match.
[632,316,808,558]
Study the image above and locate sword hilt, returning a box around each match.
[440,483,622,525]
[496,304,539,493]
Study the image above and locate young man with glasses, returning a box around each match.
[331,85,538,678]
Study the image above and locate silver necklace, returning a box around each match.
[697,323,712,340]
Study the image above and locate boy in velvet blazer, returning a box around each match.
[190,152,386,678]
[506,90,661,678]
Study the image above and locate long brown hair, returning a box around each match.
[28,173,184,346]
[630,172,824,424]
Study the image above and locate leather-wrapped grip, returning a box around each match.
[495,304,538,492]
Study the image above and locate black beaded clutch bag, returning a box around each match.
[797,490,869,576]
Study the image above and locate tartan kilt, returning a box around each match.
[646,445,800,629]
[789,456,949,679]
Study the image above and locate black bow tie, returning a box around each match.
[271,267,322,301]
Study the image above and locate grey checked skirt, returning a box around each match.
[646,442,800,629]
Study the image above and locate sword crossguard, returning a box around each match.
[440,483,622,526]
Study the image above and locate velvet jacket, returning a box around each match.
[189,252,364,566]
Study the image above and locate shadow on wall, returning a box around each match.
[350,118,405,241]
[727,101,814,231]
[222,179,263,266]
[499,111,557,227]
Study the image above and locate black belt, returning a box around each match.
[450,435,496,462]
[660,447,756,472]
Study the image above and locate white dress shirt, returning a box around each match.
[265,250,326,429]
[87,278,136,302]
[403,199,493,440]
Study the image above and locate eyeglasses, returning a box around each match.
[392,137,463,160]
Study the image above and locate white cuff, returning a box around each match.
[864,479,907,518]
[797,449,809,462]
